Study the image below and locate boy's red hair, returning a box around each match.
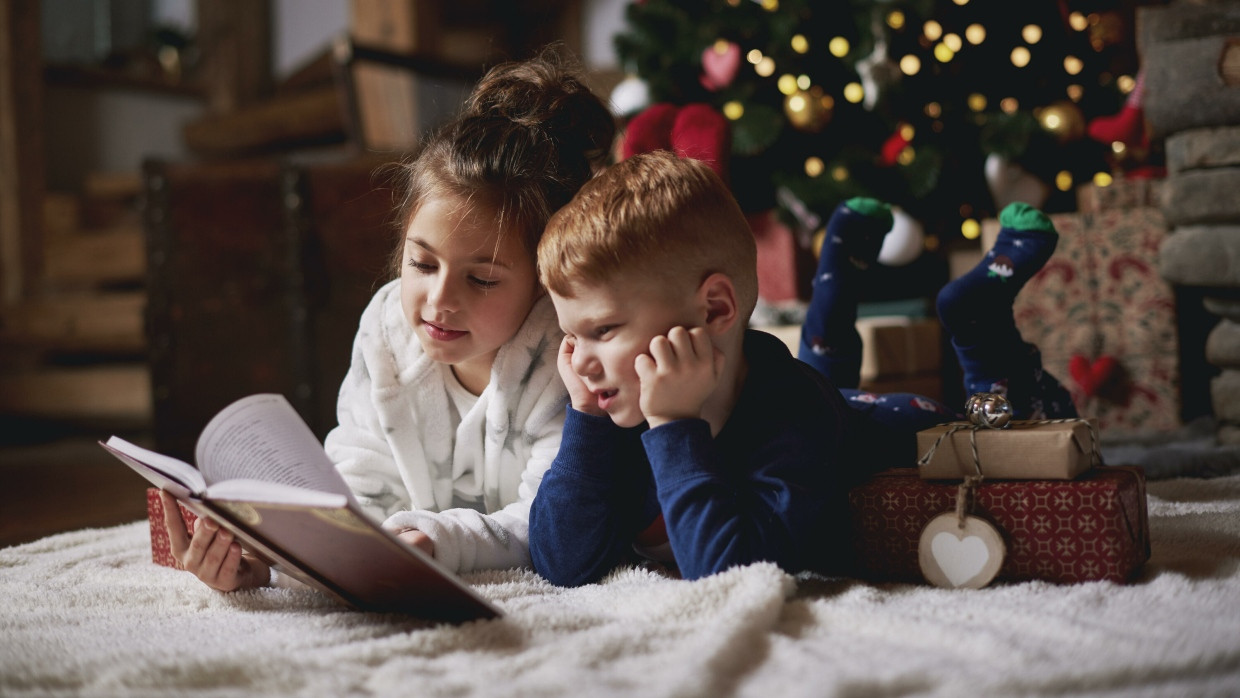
[538,151,757,315]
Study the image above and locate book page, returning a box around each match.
[100,437,206,496]
[194,394,353,499]
[204,479,348,508]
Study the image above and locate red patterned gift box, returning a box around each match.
[1013,189,1181,438]
[146,487,198,569]
[849,466,1150,584]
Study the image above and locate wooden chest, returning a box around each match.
[142,156,401,461]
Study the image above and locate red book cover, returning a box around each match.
[146,487,198,569]
[849,466,1150,584]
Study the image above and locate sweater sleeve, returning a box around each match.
[640,416,835,580]
[381,407,563,573]
[529,407,651,587]
[324,328,411,523]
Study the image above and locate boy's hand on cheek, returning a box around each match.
[635,326,723,428]
[557,336,605,417]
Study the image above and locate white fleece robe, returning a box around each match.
[323,279,567,573]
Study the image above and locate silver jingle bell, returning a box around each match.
[965,392,1013,429]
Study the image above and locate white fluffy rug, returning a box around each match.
[3,475,1240,698]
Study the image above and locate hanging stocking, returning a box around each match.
[1087,70,1147,149]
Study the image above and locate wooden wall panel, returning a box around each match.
[0,0,45,303]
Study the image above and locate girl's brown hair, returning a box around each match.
[387,47,615,276]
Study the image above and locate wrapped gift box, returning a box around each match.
[751,210,813,304]
[995,182,1180,438]
[856,315,941,382]
[1075,177,1164,214]
[848,466,1150,584]
[970,179,1180,437]
[1021,208,1180,436]
[764,315,943,400]
[979,179,1167,250]
[916,419,1098,480]
[146,487,198,569]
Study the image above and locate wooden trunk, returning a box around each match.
[143,156,400,461]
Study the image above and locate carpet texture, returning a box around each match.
[2,475,1239,697]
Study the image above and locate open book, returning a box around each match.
[100,393,501,623]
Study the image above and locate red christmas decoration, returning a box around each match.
[621,103,731,182]
[1069,353,1119,399]
[1087,71,1147,149]
[880,127,911,167]
[699,40,741,92]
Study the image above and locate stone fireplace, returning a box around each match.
[1143,1,1240,444]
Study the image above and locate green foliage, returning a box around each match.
[731,103,783,157]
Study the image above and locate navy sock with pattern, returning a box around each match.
[798,197,892,388]
[936,202,1076,418]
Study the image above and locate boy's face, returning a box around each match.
[551,275,700,428]
[400,195,540,394]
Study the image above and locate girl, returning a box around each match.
[162,50,615,591]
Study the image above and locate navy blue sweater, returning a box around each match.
[529,330,866,586]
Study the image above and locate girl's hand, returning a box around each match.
[634,326,723,428]
[558,336,605,417]
[396,528,435,556]
[161,491,270,592]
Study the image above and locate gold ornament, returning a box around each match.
[1088,11,1125,51]
[1036,101,1085,143]
[784,86,833,132]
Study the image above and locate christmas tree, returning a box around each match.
[610,0,1147,262]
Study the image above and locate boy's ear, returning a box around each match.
[697,272,739,335]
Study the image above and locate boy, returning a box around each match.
[529,151,890,586]
[530,150,1078,587]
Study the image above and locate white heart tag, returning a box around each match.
[918,513,1006,589]
[931,532,989,586]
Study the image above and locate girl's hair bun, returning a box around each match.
[464,45,614,168]
[385,45,616,275]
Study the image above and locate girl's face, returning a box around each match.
[400,195,540,395]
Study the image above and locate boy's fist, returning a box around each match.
[634,326,723,428]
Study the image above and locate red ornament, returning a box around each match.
[621,103,731,182]
[700,41,741,92]
[880,128,910,167]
